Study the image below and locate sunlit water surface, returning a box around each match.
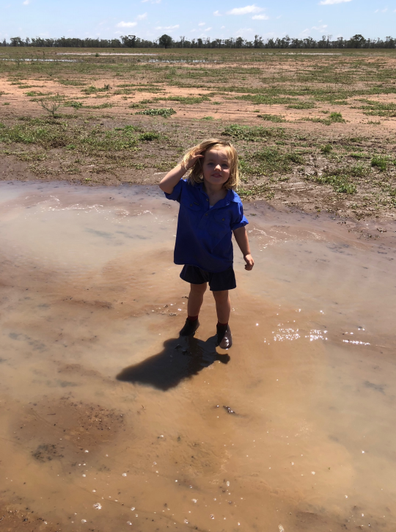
[0,182,395,532]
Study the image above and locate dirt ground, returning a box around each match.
[0,48,396,221]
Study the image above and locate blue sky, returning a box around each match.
[1,0,395,42]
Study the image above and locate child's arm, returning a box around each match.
[233,226,254,271]
[159,153,203,194]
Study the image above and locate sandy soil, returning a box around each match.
[1,49,396,221]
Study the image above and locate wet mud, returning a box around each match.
[0,181,396,531]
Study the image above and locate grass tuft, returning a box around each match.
[257,114,286,123]
[135,108,176,118]
[222,124,285,141]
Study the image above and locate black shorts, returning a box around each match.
[180,265,236,292]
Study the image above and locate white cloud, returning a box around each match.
[252,14,269,20]
[203,27,212,32]
[117,21,137,28]
[23,0,30,5]
[228,4,263,15]
[136,13,147,20]
[213,10,221,16]
[235,27,255,37]
[221,25,225,29]
[312,24,328,31]
[155,25,179,30]
[198,22,205,26]
[142,0,161,3]
[319,0,351,4]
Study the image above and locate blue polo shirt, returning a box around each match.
[165,179,248,273]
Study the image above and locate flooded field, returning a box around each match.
[0,181,396,531]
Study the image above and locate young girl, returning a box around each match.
[159,139,254,349]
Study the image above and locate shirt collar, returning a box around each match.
[196,182,240,206]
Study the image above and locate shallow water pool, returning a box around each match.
[0,181,395,531]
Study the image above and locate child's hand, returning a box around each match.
[184,151,204,170]
[244,254,254,271]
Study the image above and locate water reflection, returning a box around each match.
[117,336,230,390]
[0,181,395,531]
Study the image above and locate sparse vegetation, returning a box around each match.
[37,94,64,118]
[257,114,286,123]
[135,108,176,118]
[222,124,285,141]
[0,46,395,218]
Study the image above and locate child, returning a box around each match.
[159,139,254,349]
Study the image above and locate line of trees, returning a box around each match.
[2,34,396,49]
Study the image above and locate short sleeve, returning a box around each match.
[230,201,248,231]
[165,179,185,202]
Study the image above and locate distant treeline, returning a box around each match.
[2,34,396,49]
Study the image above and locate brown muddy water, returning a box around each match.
[0,181,395,532]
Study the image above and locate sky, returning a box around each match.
[1,0,395,42]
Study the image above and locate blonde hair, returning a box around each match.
[182,138,239,190]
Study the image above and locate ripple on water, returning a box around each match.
[0,182,396,531]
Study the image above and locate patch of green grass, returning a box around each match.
[64,100,84,110]
[156,95,211,105]
[320,144,333,154]
[0,118,143,153]
[287,101,316,109]
[222,124,285,141]
[311,174,356,194]
[257,114,286,123]
[349,152,369,159]
[137,98,155,105]
[371,155,388,171]
[238,184,274,199]
[302,112,346,126]
[128,103,147,109]
[82,84,112,94]
[360,100,396,117]
[135,107,176,118]
[328,112,346,123]
[138,132,160,141]
[83,103,114,109]
[349,164,370,177]
[236,94,295,105]
[134,87,164,93]
[25,91,51,97]
[200,116,214,120]
[243,147,304,175]
[57,79,86,86]
[113,88,134,95]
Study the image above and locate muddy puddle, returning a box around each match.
[0,181,395,531]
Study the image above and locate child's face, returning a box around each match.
[202,148,231,189]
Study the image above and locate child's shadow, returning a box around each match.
[116,335,230,391]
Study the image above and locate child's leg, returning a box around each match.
[212,290,232,349]
[180,282,207,336]
[212,290,230,324]
[188,282,207,317]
